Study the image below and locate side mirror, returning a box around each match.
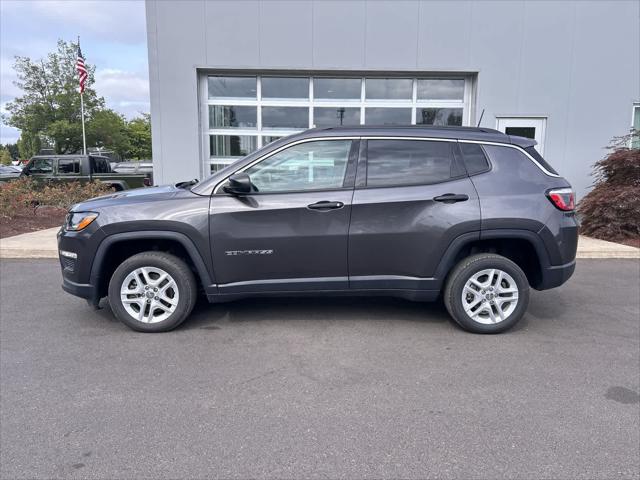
[223,172,253,195]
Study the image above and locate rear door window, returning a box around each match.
[90,157,110,174]
[57,157,81,174]
[365,139,460,187]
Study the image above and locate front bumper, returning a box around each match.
[58,224,104,305]
[61,276,98,300]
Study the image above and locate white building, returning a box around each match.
[145,0,640,197]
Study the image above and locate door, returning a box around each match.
[209,138,358,293]
[348,139,481,290]
[496,117,547,155]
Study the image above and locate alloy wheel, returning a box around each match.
[461,268,519,324]
[120,266,180,323]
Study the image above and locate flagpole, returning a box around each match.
[80,91,87,155]
[78,36,87,155]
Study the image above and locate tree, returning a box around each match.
[126,113,152,159]
[86,109,130,158]
[16,131,42,159]
[0,149,12,165]
[5,39,104,154]
[578,131,640,243]
[2,143,19,160]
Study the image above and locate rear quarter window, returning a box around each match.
[459,143,490,175]
[524,146,558,175]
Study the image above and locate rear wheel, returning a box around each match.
[444,253,530,334]
[108,252,197,332]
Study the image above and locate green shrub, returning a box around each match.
[578,131,640,242]
[0,177,112,219]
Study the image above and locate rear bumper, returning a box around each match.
[536,259,576,290]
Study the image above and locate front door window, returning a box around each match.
[244,140,352,193]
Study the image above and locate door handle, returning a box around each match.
[307,201,344,210]
[433,193,469,203]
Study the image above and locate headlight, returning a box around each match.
[65,212,99,231]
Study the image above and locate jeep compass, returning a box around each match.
[58,126,578,333]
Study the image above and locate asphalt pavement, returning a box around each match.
[1,259,639,479]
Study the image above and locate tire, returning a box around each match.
[108,251,198,332]
[444,253,530,334]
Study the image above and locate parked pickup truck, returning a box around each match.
[7,154,152,190]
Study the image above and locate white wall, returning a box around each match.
[146,0,640,197]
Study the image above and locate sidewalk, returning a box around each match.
[0,227,639,259]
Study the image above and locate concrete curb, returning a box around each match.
[0,227,638,260]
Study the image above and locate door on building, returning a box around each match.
[496,117,547,155]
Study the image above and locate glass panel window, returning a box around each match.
[210,135,257,157]
[262,77,308,99]
[314,107,360,127]
[57,158,80,174]
[365,108,411,125]
[209,105,257,129]
[262,106,309,129]
[505,126,536,139]
[245,140,352,192]
[208,76,257,99]
[417,79,465,100]
[314,78,361,100]
[417,108,463,126]
[365,78,412,100]
[210,162,233,174]
[262,136,282,145]
[366,140,454,187]
[631,105,639,149]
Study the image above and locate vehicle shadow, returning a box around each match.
[184,295,451,331]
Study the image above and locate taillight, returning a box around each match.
[547,188,575,211]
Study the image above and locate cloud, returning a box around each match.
[1,0,147,46]
[94,68,150,119]
[0,0,149,140]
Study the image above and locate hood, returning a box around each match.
[70,184,196,211]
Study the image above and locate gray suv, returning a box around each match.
[58,126,578,333]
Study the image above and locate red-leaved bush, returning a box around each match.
[578,131,640,243]
[0,177,112,219]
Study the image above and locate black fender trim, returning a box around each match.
[89,231,216,296]
[433,228,559,289]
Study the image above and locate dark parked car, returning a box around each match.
[5,155,152,190]
[58,126,577,333]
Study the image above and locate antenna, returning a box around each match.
[477,109,485,128]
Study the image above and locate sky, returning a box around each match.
[0,0,149,144]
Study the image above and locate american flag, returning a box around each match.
[76,45,87,94]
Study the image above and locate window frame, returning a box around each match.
[201,73,474,175]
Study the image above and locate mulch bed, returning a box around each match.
[0,208,66,239]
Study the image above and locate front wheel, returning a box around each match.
[444,253,530,334]
[108,252,198,332]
